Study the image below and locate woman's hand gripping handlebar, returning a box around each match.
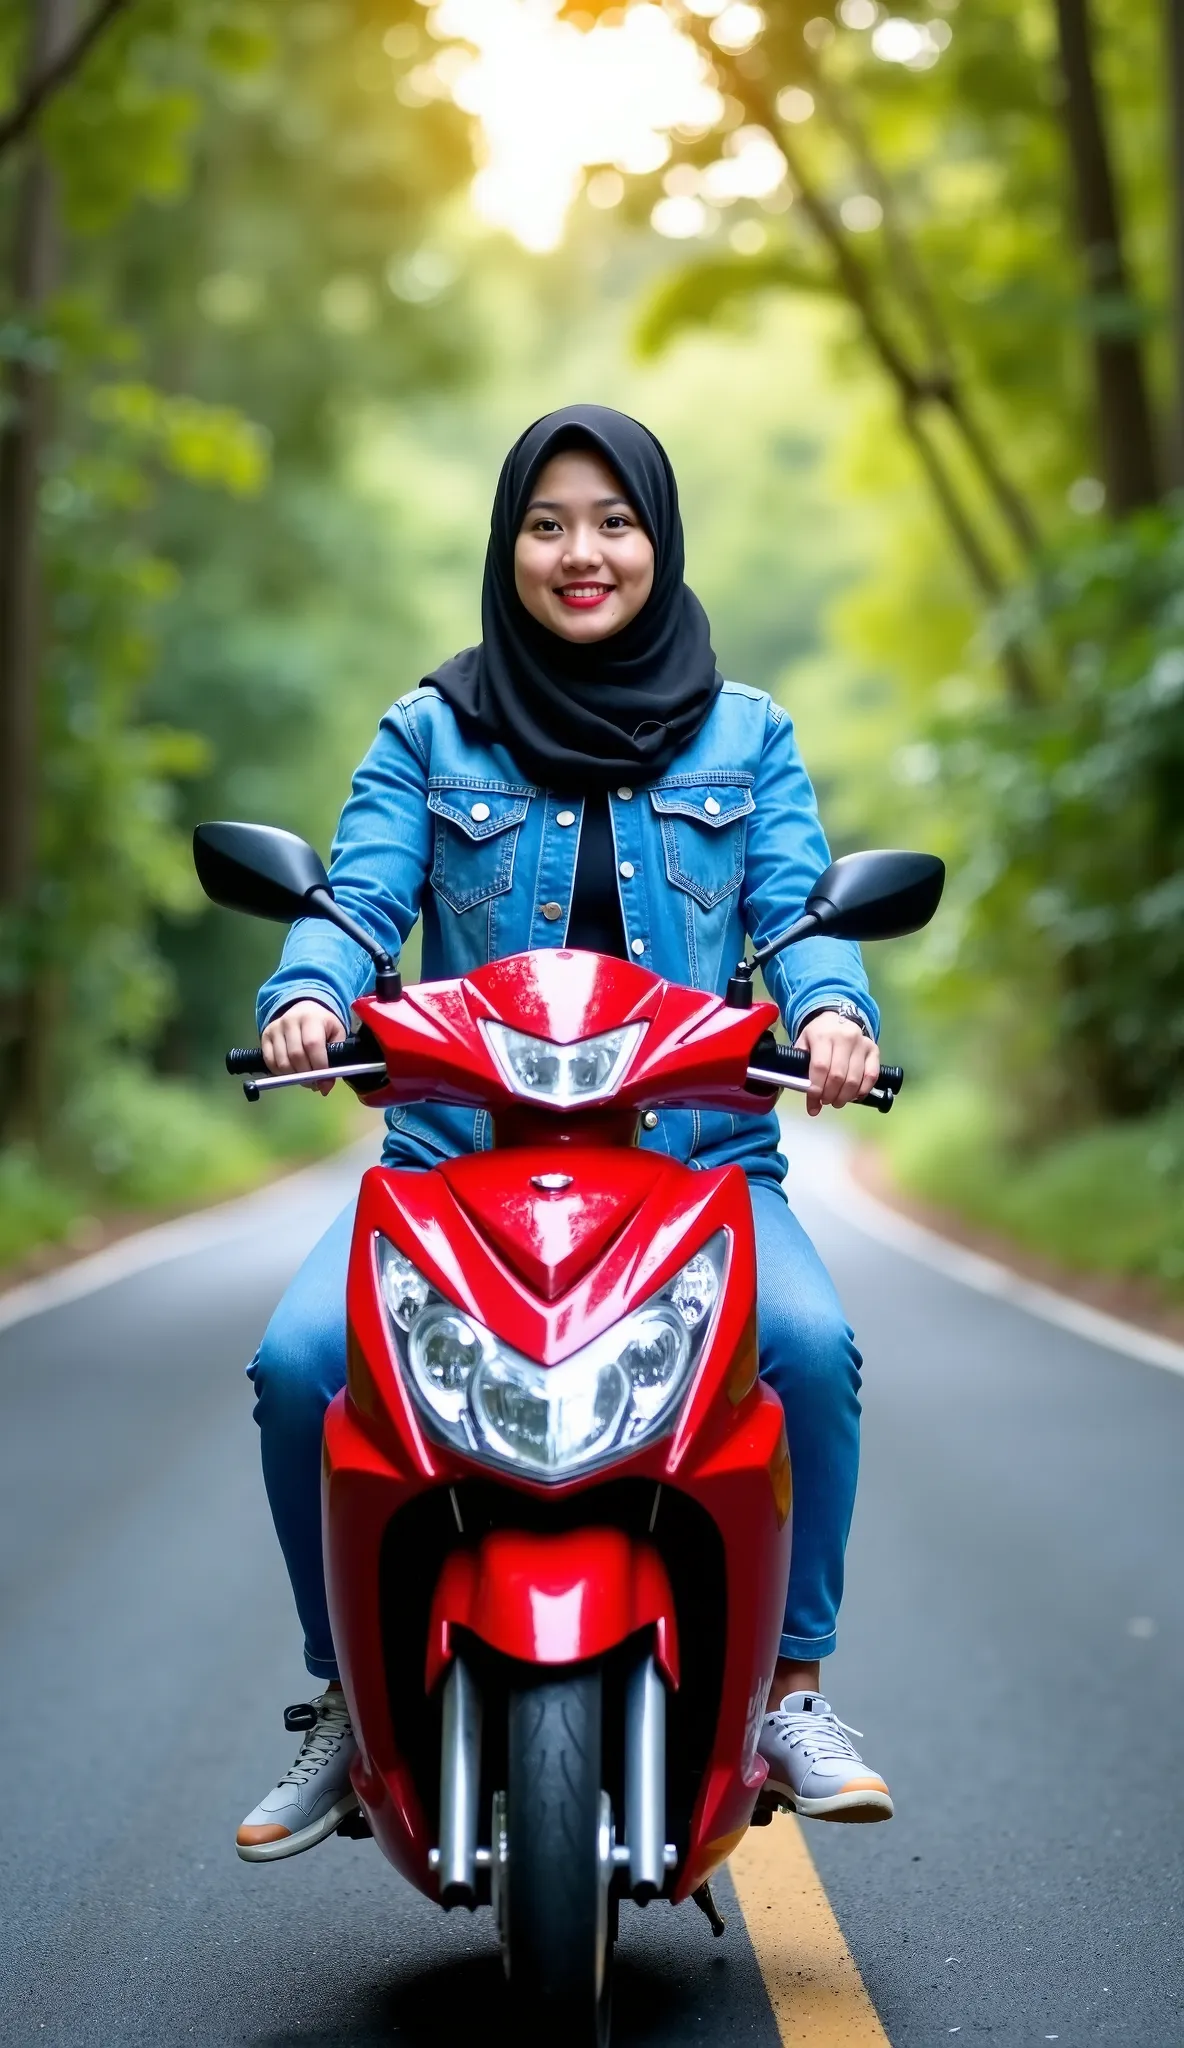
[746,1036,903,1114]
[225,1033,386,1102]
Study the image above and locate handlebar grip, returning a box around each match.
[225,1034,361,1077]
[766,1045,809,1080]
[225,1047,269,1075]
[753,1036,905,1096]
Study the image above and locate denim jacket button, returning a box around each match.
[617,785,633,801]
[704,796,721,816]
[469,801,490,822]
[630,937,645,955]
[555,809,575,827]
[619,860,634,879]
[541,901,564,922]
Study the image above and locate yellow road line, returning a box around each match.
[730,1817,890,2045]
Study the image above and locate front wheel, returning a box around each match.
[504,1668,613,2047]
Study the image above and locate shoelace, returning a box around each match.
[279,1701,353,1788]
[769,1710,864,1765]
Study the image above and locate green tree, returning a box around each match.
[554,0,1182,1120]
[0,0,476,1244]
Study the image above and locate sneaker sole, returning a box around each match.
[762,1781,894,1824]
[235,1793,362,1863]
[794,1789,894,1824]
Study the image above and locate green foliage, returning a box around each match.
[42,0,216,232]
[625,0,1180,1139]
[87,381,270,494]
[18,359,266,1083]
[0,0,475,1258]
[880,1078,1184,1297]
[928,508,1184,1117]
[635,250,834,358]
[632,0,1168,534]
[0,1067,362,1270]
[0,1146,78,1268]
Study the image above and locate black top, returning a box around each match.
[567,794,627,957]
[423,403,722,791]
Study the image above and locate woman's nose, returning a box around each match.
[563,528,603,569]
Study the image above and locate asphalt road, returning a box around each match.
[1,1125,1181,2046]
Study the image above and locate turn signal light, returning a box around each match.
[766,1430,792,1528]
[725,1312,758,1406]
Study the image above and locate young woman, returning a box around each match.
[235,404,892,1861]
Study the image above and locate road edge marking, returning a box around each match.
[785,1120,1184,1381]
[730,1816,891,2044]
[0,1140,375,1336]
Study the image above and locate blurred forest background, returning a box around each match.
[1,0,1181,1303]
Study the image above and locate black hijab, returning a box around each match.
[425,403,722,790]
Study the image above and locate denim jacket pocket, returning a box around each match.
[649,782,755,909]
[428,786,531,914]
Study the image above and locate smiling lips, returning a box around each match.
[556,582,614,610]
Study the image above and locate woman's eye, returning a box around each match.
[603,516,630,530]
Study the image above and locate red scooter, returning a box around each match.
[195,822,942,2047]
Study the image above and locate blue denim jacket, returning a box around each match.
[257,680,878,1183]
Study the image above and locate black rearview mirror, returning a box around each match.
[802,849,946,942]
[727,847,945,1004]
[193,820,402,1002]
[193,821,330,923]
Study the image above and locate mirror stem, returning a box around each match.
[749,910,820,974]
[725,911,821,1007]
[308,887,402,1002]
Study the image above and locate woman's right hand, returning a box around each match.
[261,1000,347,1095]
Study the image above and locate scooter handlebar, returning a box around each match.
[225,1035,362,1076]
[223,1032,906,1112]
[750,1038,903,1094]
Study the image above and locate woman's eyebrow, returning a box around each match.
[524,495,633,513]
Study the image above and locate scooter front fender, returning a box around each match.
[425,1526,680,1693]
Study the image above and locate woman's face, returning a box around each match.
[514,448,656,644]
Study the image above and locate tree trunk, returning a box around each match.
[1166,0,1184,488]
[1053,0,1159,512]
[0,0,76,1138]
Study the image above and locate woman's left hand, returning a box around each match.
[793,1013,880,1117]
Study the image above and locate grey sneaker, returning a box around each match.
[236,1689,360,1862]
[757,1690,893,1823]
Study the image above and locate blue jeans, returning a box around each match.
[249,1179,863,1681]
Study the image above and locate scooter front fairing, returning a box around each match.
[323,1138,791,1903]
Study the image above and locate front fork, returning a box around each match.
[435,1654,483,1907]
[624,1651,668,1901]
[429,1643,674,1912]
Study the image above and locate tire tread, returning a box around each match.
[506,1670,608,2041]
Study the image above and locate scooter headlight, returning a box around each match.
[378,1244,432,1330]
[408,1307,485,1425]
[482,1021,645,1107]
[472,1350,631,1470]
[374,1231,725,1478]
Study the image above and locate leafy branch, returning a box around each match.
[662,22,1041,704]
[0,0,137,161]
[635,248,833,356]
